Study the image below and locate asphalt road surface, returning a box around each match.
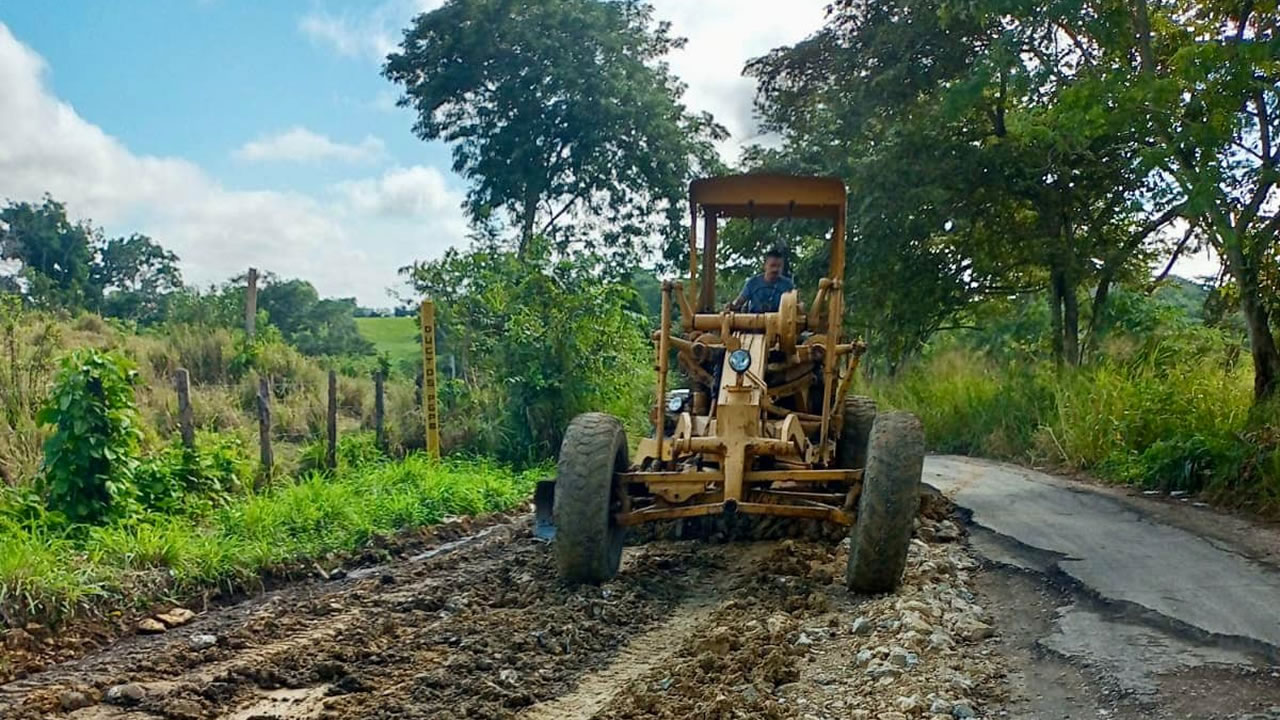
[927,455,1280,719]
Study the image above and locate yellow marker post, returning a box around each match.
[419,299,441,458]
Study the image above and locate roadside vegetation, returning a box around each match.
[870,288,1280,515]
[1,450,539,627]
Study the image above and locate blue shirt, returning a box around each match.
[737,274,795,313]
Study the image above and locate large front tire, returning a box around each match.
[554,413,628,584]
[846,411,924,593]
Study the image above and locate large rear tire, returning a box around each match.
[846,411,924,593]
[835,395,877,469]
[554,413,628,584]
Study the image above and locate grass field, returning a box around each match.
[356,316,420,369]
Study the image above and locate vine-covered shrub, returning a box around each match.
[36,349,143,524]
[134,433,250,514]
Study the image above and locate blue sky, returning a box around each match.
[2,1,450,194]
[0,0,836,306]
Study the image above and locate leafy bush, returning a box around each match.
[36,349,143,524]
[297,431,385,475]
[403,244,652,464]
[134,433,250,513]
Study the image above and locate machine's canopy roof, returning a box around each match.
[689,174,846,220]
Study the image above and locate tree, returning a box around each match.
[746,0,1187,368]
[384,0,725,263]
[1086,1,1280,400]
[258,278,373,357]
[402,239,650,463]
[1,197,185,323]
[0,196,98,311]
[94,233,183,324]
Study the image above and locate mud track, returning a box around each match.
[2,497,1002,720]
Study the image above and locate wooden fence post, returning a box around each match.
[256,375,273,485]
[326,370,338,470]
[174,368,195,450]
[374,371,386,453]
[245,267,259,338]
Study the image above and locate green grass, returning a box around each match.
[869,345,1280,517]
[0,454,540,627]
[355,316,420,369]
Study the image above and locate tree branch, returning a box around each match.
[538,193,586,237]
[1147,223,1197,292]
[1258,90,1273,167]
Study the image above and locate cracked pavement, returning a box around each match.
[927,455,1280,718]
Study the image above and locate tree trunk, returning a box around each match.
[1085,273,1114,359]
[518,194,537,260]
[1062,274,1080,367]
[1049,269,1065,367]
[1133,0,1155,75]
[1223,238,1280,401]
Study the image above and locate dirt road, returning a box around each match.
[3,458,1279,719]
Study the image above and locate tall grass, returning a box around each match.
[870,344,1280,516]
[0,310,422,487]
[0,455,540,627]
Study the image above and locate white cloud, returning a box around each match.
[650,0,831,161]
[0,23,465,305]
[299,0,444,62]
[334,166,463,218]
[234,127,385,164]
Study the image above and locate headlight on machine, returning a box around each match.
[667,393,686,413]
[728,348,751,373]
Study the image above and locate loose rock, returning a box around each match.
[952,615,994,641]
[136,618,166,634]
[58,690,93,711]
[850,616,873,635]
[155,607,196,627]
[188,633,218,650]
[105,683,146,706]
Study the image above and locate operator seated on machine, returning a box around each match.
[725,248,794,313]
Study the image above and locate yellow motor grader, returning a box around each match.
[535,174,924,592]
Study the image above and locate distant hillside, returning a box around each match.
[355,316,420,370]
[1152,275,1210,321]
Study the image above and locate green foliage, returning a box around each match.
[298,431,385,476]
[0,455,539,625]
[1,197,184,321]
[744,0,1211,371]
[404,242,652,463]
[36,349,143,525]
[0,296,61,484]
[258,278,373,357]
[384,0,725,262]
[133,433,250,514]
[93,233,183,325]
[874,322,1280,514]
[0,196,98,311]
